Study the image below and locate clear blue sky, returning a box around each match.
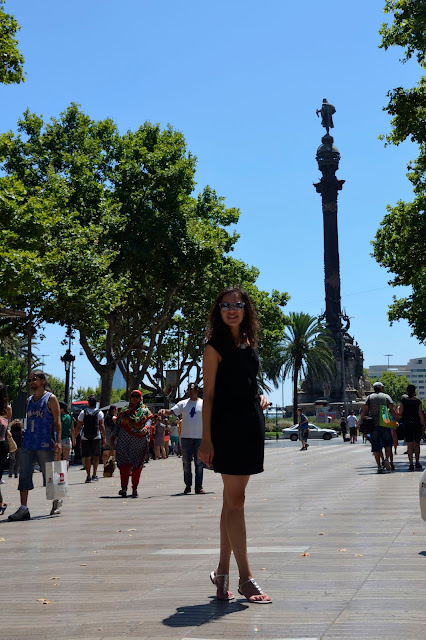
[4,0,424,404]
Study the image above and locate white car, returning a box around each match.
[281,423,338,441]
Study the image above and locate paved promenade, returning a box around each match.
[1,440,426,640]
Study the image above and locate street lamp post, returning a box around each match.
[61,336,75,406]
[384,354,393,371]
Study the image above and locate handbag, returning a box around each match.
[379,405,398,428]
[103,456,116,477]
[45,460,68,500]
[7,435,17,454]
[359,416,373,434]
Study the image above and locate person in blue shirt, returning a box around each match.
[297,408,309,451]
[8,371,62,521]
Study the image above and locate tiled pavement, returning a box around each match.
[1,440,426,640]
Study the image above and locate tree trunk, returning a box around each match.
[79,329,116,407]
[293,364,299,422]
[100,367,115,408]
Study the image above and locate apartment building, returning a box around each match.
[368,357,426,398]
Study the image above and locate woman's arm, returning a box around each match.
[418,403,425,428]
[198,344,220,467]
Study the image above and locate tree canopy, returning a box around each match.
[373,0,426,341]
[369,370,410,404]
[0,104,289,405]
[262,312,334,416]
[0,0,25,85]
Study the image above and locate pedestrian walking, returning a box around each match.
[198,285,272,603]
[159,383,204,494]
[153,415,166,459]
[103,405,118,466]
[110,390,153,498]
[340,415,348,442]
[73,395,106,483]
[347,410,358,443]
[59,402,72,469]
[0,382,12,483]
[297,408,309,450]
[360,381,399,474]
[8,419,23,478]
[398,384,425,471]
[169,420,179,455]
[164,418,170,457]
[8,371,63,521]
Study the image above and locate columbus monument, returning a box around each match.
[298,100,364,409]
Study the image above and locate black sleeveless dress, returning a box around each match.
[207,337,265,475]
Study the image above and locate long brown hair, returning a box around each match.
[205,285,260,348]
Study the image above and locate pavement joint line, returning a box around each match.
[153,546,310,555]
[187,638,319,640]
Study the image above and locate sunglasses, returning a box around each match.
[219,301,245,311]
[27,375,42,382]
[130,394,140,398]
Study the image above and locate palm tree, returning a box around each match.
[262,312,335,418]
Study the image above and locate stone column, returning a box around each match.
[314,133,345,335]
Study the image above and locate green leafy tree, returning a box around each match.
[0,104,289,406]
[263,312,335,418]
[0,354,26,401]
[369,370,410,404]
[46,375,66,401]
[74,385,101,401]
[0,0,25,85]
[373,1,426,340]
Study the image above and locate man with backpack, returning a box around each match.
[73,395,106,483]
[361,381,399,474]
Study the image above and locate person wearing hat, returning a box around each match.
[360,381,399,474]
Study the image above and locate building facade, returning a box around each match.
[368,357,426,398]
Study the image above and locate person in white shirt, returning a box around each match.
[73,395,105,483]
[159,383,204,494]
[347,410,358,443]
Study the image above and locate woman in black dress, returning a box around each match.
[199,286,272,604]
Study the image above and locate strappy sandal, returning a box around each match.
[210,570,234,601]
[238,578,272,604]
[0,504,7,516]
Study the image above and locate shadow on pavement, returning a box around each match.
[1,513,59,523]
[163,599,248,627]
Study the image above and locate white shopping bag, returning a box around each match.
[419,469,426,521]
[45,460,68,501]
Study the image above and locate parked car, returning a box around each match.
[281,423,338,441]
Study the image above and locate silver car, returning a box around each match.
[282,423,338,441]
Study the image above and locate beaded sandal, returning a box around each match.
[238,578,272,603]
[210,570,234,601]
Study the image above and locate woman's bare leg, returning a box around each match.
[220,474,271,602]
[414,441,421,464]
[62,446,70,470]
[212,486,234,599]
[407,441,414,466]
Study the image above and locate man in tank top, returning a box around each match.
[8,371,62,521]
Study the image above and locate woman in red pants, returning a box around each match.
[110,390,153,498]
